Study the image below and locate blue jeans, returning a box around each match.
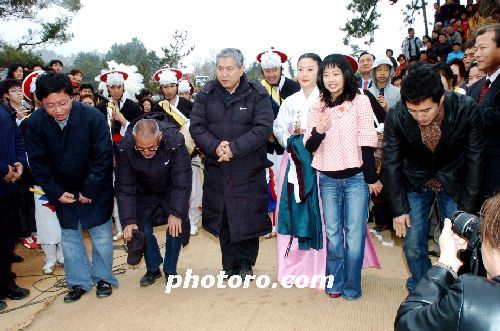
[61,219,118,291]
[404,188,458,292]
[319,172,369,299]
[144,216,182,274]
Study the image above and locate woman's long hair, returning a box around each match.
[318,54,357,109]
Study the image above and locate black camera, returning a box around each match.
[450,211,481,249]
[450,211,484,276]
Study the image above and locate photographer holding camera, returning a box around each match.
[395,194,500,331]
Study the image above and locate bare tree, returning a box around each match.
[160,30,195,68]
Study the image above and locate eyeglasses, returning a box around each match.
[135,139,160,153]
[135,145,159,152]
[9,88,23,94]
[44,97,71,111]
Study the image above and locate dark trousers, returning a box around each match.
[372,189,392,227]
[17,171,36,238]
[0,193,19,294]
[219,210,259,271]
[143,214,182,274]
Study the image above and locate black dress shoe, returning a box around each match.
[165,273,178,285]
[0,284,30,300]
[0,300,6,311]
[96,280,112,298]
[140,270,162,287]
[239,261,254,279]
[222,268,240,280]
[11,253,24,263]
[373,224,389,232]
[64,286,86,303]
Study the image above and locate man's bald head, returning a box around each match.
[132,119,161,139]
[132,119,162,158]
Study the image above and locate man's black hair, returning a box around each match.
[79,83,94,94]
[401,63,444,105]
[358,51,375,62]
[0,78,22,95]
[318,54,358,108]
[35,72,72,101]
[49,59,63,67]
[30,63,44,70]
[476,23,500,47]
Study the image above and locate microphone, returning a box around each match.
[379,88,384,96]
[94,91,109,103]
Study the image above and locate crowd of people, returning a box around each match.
[0,4,498,328]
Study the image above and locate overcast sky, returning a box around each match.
[1,0,436,70]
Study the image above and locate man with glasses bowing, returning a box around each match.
[115,119,192,287]
[24,72,117,303]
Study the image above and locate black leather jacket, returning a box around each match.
[382,91,484,217]
[395,266,500,331]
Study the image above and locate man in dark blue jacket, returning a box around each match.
[0,103,30,311]
[25,73,117,303]
[115,119,192,287]
[190,48,274,279]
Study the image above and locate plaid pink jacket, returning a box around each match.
[304,94,378,172]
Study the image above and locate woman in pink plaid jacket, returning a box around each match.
[304,54,382,300]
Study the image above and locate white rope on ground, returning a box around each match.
[369,228,395,248]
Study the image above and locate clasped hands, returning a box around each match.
[58,192,92,204]
[2,162,23,183]
[216,141,233,162]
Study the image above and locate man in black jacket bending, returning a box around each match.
[395,194,500,331]
[382,64,484,293]
[115,119,192,286]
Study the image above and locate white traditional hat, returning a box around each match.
[257,49,288,69]
[95,60,144,102]
[178,80,194,94]
[100,70,128,86]
[154,68,183,85]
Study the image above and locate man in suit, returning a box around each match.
[467,23,500,201]
[358,52,375,90]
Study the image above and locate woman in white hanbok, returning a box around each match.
[273,53,325,288]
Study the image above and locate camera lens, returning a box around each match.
[451,211,480,241]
